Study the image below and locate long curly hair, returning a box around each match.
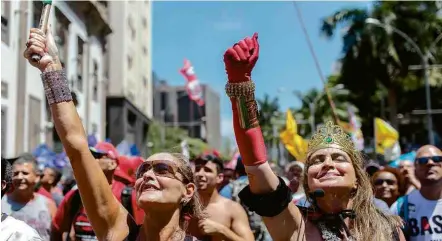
[302,151,402,240]
[170,153,205,229]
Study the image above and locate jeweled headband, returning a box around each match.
[307,121,357,159]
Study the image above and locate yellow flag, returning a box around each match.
[375,118,399,154]
[280,110,308,161]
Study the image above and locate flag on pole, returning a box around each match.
[374,117,400,156]
[340,107,364,151]
[179,59,204,106]
[279,109,308,161]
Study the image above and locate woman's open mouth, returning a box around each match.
[318,172,340,180]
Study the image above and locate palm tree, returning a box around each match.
[257,94,281,147]
[293,82,360,137]
[321,1,442,130]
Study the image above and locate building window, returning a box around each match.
[28,96,42,151]
[1,1,10,44]
[142,17,147,28]
[32,1,43,28]
[93,61,99,101]
[1,108,6,154]
[92,123,98,134]
[128,55,133,70]
[128,16,136,40]
[77,37,84,92]
[143,76,147,87]
[143,46,148,55]
[54,7,70,68]
[1,81,8,98]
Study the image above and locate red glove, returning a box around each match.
[224,33,267,166]
[224,33,259,83]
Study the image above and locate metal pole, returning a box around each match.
[309,102,315,133]
[423,55,435,145]
[366,18,435,144]
[160,110,165,148]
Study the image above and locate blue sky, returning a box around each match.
[152,1,371,140]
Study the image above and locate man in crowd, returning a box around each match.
[220,157,271,241]
[2,154,57,240]
[51,142,142,241]
[284,161,305,204]
[398,159,421,194]
[1,157,43,241]
[40,166,64,206]
[189,154,254,241]
[391,145,442,241]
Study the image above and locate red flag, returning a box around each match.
[179,59,205,106]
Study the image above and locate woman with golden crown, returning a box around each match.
[222,33,406,241]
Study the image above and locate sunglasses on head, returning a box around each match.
[374,179,396,186]
[135,160,185,181]
[415,156,442,165]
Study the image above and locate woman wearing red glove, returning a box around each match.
[24,28,203,241]
[223,33,406,241]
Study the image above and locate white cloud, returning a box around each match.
[213,20,243,31]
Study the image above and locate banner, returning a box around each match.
[179,59,204,106]
[374,117,399,155]
[279,109,308,161]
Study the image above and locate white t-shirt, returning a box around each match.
[390,189,442,241]
[0,214,43,241]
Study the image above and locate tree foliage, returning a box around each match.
[321,1,442,142]
[146,120,208,158]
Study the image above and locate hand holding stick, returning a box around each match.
[30,0,52,63]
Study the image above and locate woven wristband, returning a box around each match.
[41,69,72,105]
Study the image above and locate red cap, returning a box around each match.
[114,156,144,184]
[93,142,119,160]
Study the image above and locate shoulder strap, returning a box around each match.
[397,195,409,222]
[121,186,134,216]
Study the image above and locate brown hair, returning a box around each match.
[372,166,406,196]
[170,153,204,229]
[302,151,402,240]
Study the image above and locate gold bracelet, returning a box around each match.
[236,94,260,129]
[225,81,256,98]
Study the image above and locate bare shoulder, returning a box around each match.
[220,196,246,215]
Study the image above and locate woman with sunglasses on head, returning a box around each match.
[24,28,203,241]
[222,33,406,241]
[372,167,406,207]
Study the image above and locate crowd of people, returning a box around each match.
[1,27,441,241]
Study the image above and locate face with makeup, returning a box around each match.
[134,153,196,212]
[306,146,357,197]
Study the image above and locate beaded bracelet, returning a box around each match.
[41,69,73,105]
[225,81,256,98]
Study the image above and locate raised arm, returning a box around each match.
[223,33,304,240]
[24,28,130,240]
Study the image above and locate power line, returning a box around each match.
[292,1,340,124]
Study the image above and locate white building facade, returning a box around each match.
[1,1,111,156]
[106,0,153,156]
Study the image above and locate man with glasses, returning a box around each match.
[189,154,254,241]
[391,145,442,241]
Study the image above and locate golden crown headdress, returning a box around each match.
[307,121,357,158]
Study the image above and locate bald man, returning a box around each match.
[391,145,442,241]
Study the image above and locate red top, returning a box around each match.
[37,187,53,200]
[52,182,144,240]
